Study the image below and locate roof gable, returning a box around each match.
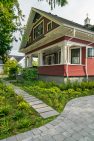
[20,8,94,51]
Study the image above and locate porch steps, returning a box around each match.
[3,81,59,119]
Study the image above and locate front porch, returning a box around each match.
[25,40,94,82]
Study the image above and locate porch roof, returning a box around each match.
[20,25,94,54]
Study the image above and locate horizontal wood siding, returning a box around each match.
[66,65,86,76]
[87,58,94,76]
[38,63,94,77]
[38,65,66,76]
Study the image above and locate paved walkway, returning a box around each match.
[1,96,94,141]
[4,81,59,118]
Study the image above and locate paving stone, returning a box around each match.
[40,110,59,118]
[29,101,43,106]
[32,103,48,109]
[35,107,54,113]
[39,135,55,141]
[26,98,38,102]
[1,139,7,141]
[53,134,65,141]
[16,133,25,140]
[25,99,38,103]
[6,136,17,141]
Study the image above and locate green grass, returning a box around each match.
[12,80,94,112]
[0,81,55,140]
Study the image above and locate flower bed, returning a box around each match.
[13,80,94,112]
[0,81,54,139]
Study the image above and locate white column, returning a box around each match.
[38,51,43,66]
[25,56,27,68]
[61,47,64,64]
[28,54,33,67]
[67,46,70,64]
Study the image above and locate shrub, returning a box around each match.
[18,101,30,110]
[22,68,38,80]
[17,118,31,129]
[16,95,24,103]
[0,105,11,116]
[12,110,24,120]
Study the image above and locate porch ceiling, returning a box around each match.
[21,25,94,54]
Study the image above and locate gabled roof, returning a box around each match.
[35,8,94,32]
[20,7,94,51]
[9,55,24,62]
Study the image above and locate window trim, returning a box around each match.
[70,47,82,65]
[87,47,94,58]
[45,54,55,65]
[33,20,44,40]
[32,16,43,27]
[47,21,52,32]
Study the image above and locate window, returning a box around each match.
[71,48,80,64]
[88,48,94,57]
[47,22,52,32]
[33,21,43,40]
[45,54,55,65]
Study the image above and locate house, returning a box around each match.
[9,55,25,68]
[20,8,94,83]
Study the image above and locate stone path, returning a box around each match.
[1,95,94,141]
[4,81,59,119]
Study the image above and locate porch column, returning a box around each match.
[28,54,33,67]
[63,43,70,64]
[25,56,29,68]
[61,47,64,64]
[38,51,43,66]
[25,56,27,68]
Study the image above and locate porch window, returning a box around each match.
[88,48,94,57]
[71,48,80,64]
[33,21,43,40]
[45,54,55,65]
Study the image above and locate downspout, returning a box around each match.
[86,42,94,81]
[66,28,76,79]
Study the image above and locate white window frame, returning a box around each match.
[47,21,52,32]
[33,20,44,40]
[45,54,55,65]
[70,47,82,65]
[87,47,94,58]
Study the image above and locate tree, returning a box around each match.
[0,0,23,63]
[0,0,67,63]
[4,58,21,78]
[39,0,67,9]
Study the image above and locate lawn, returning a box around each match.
[13,80,94,112]
[0,81,54,140]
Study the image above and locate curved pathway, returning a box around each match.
[1,96,94,141]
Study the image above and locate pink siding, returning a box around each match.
[87,58,94,76]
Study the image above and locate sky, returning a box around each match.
[11,0,94,56]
